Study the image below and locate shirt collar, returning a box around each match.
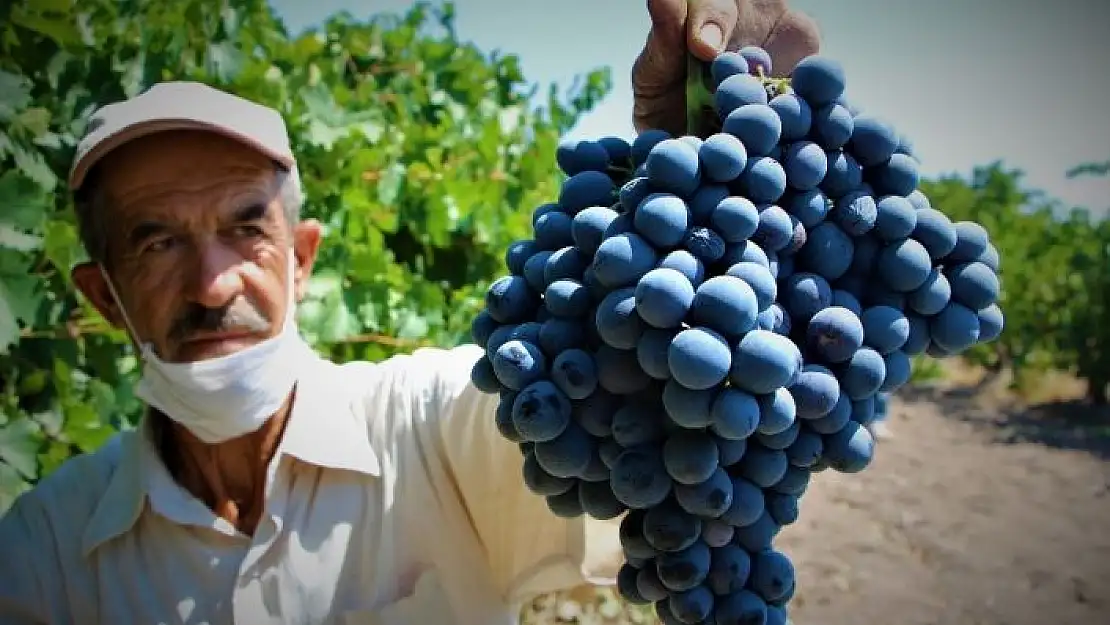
[276,352,382,476]
[81,348,381,556]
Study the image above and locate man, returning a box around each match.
[0,2,819,623]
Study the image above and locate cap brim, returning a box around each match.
[68,118,296,191]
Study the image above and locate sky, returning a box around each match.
[270,0,1110,216]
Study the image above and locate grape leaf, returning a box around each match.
[206,40,246,83]
[9,1,83,48]
[10,143,57,192]
[0,171,49,234]
[15,107,51,136]
[0,417,43,480]
[0,71,32,122]
[63,403,114,452]
[376,162,406,207]
[42,219,83,278]
[394,308,430,340]
[0,461,30,513]
[0,228,40,252]
[297,270,361,343]
[0,252,42,353]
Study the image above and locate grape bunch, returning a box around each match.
[469,45,1004,625]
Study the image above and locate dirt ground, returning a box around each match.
[526,367,1110,625]
[778,372,1110,625]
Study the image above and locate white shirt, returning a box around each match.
[0,344,622,625]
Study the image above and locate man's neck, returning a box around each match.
[151,391,295,536]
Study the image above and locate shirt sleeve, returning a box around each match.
[421,343,624,604]
[0,494,50,624]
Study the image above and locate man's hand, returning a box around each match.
[632,0,822,135]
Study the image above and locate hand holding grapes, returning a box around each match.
[633,0,822,135]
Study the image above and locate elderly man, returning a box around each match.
[0,2,818,623]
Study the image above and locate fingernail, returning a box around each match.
[699,23,724,52]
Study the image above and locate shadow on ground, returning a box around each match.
[900,378,1110,461]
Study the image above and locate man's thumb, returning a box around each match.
[686,0,739,60]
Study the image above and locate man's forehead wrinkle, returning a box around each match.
[108,169,278,221]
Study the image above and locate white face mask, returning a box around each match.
[100,253,314,444]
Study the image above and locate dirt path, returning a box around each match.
[778,377,1110,625]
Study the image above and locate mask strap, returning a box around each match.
[284,251,300,329]
[286,251,297,308]
[98,264,149,362]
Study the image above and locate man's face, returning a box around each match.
[72,130,321,363]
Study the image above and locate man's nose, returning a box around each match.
[189,242,245,309]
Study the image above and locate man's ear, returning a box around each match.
[291,219,323,302]
[71,262,125,328]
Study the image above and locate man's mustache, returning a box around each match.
[169,296,271,343]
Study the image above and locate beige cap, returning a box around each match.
[68,81,296,191]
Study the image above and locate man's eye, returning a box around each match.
[232,224,264,238]
[144,236,176,254]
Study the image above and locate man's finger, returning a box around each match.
[637,0,686,85]
[632,30,687,135]
[644,0,687,38]
[685,0,740,60]
[632,0,688,134]
[761,9,822,77]
[726,0,786,49]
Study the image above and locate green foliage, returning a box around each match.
[0,0,611,512]
[909,354,945,384]
[921,162,1110,403]
[0,1,1104,622]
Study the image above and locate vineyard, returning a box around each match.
[0,0,1107,622]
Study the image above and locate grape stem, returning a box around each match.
[684,53,716,137]
[683,52,792,138]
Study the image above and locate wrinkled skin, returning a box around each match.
[73,130,323,363]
